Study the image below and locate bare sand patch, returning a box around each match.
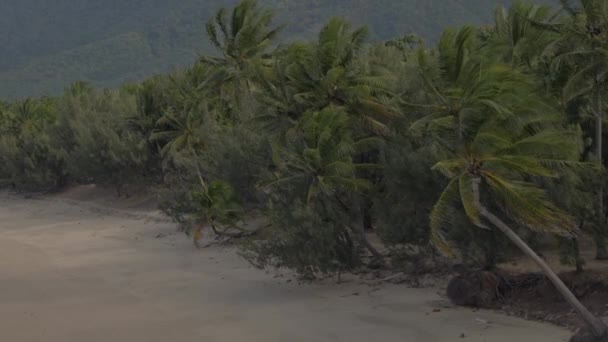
[0,190,571,342]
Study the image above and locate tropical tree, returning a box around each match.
[188,180,247,248]
[411,25,558,157]
[148,63,226,173]
[430,123,607,337]
[285,17,400,135]
[203,0,282,119]
[546,0,608,259]
[253,44,310,138]
[285,18,401,232]
[483,0,557,70]
[266,108,383,259]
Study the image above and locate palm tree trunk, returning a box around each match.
[334,195,384,262]
[573,237,584,274]
[594,88,608,260]
[346,223,383,262]
[478,205,607,337]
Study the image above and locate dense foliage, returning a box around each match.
[3,0,608,335]
[0,0,602,268]
[5,0,608,335]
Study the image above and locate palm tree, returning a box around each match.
[430,124,608,337]
[266,108,383,259]
[546,0,608,259]
[253,44,309,139]
[285,17,400,135]
[151,110,206,163]
[484,0,557,70]
[189,180,247,248]
[203,0,282,119]
[205,0,281,70]
[149,63,225,170]
[279,18,400,233]
[411,25,556,149]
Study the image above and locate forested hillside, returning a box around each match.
[0,0,555,99]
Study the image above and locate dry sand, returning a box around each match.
[0,189,572,342]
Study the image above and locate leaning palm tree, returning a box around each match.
[431,124,608,337]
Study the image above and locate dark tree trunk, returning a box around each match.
[596,240,608,260]
[482,229,498,271]
[361,197,374,232]
[593,88,607,260]
[574,238,585,274]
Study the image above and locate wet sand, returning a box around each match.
[0,190,571,342]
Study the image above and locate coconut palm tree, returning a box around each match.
[205,0,281,70]
[484,0,557,70]
[151,110,206,162]
[253,44,309,139]
[430,123,607,337]
[276,18,400,233]
[266,108,383,259]
[411,25,557,149]
[189,180,247,248]
[203,0,282,119]
[285,17,400,135]
[545,0,608,259]
[148,63,225,169]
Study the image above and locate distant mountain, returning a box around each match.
[0,0,557,99]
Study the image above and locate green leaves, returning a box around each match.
[206,0,280,62]
[264,107,379,209]
[428,121,583,255]
[486,0,556,68]
[422,16,586,255]
[430,177,460,257]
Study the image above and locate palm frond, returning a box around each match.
[483,170,576,235]
[432,158,465,178]
[430,177,460,257]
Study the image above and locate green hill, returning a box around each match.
[0,0,556,99]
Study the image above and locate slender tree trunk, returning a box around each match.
[334,195,384,262]
[190,149,208,191]
[361,197,374,232]
[482,229,498,271]
[478,206,607,337]
[573,237,584,274]
[594,88,608,260]
[348,223,383,262]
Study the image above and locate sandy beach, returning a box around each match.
[0,189,572,342]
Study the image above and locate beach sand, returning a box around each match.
[0,189,571,342]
